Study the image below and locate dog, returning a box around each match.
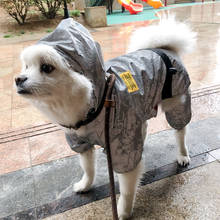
[15,17,196,219]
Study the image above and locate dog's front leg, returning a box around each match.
[175,127,190,166]
[74,147,95,192]
[117,160,143,220]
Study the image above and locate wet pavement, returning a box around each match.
[44,161,220,220]
[0,2,220,220]
[0,117,220,219]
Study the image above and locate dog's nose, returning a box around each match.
[15,76,28,86]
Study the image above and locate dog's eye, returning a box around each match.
[41,64,55,74]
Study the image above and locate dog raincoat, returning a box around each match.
[38,18,191,173]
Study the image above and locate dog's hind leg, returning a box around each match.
[162,92,191,167]
[175,127,190,166]
[74,147,95,192]
[117,160,143,220]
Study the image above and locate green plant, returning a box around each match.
[0,0,32,25]
[3,34,13,38]
[71,9,80,18]
[46,29,53,33]
[33,0,63,19]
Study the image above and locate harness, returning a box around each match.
[149,48,177,100]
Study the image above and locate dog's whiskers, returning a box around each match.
[29,84,51,96]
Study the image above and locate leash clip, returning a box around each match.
[104,99,116,108]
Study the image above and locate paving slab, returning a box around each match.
[0,116,219,219]
[145,116,220,170]
[45,161,220,220]
[0,168,35,218]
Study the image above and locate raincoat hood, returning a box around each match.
[37,18,106,110]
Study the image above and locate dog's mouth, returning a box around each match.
[17,87,32,95]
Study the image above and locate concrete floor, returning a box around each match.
[1,117,219,219]
[44,161,220,220]
[0,1,220,220]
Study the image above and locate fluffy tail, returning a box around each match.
[127,17,197,55]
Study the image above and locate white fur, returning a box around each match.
[74,147,96,192]
[127,16,197,55]
[117,160,143,219]
[19,44,93,127]
[175,127,190,166]
[16,18,195,219]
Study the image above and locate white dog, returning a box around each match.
[15,17,196,219]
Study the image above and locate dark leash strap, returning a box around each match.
[104,74,118,220]
[63,73,118,219]
[149,48,177,100]
[62,73,118,219]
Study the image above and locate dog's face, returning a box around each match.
[15,44,93,124]
[16,44,88,100]
[16,44,93,101]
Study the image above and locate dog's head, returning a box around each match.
[15,18,106,125]
[16,44,91,100]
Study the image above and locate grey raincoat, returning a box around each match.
[38,18,191,173]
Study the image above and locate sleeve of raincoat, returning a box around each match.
[165,90,192,130]
[65,133,94,153]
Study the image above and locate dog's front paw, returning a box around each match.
[118,208,131,220]
[177,155,190,167]
[117,199,132,220]
[118,213,131,220]
[118,210,131,220]
[73,177,92,193]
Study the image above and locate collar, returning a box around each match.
[60,77,109,130]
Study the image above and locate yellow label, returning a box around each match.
[120,71,139,93]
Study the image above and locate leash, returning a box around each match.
[63,73,118,219]
[104,74,118,220]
